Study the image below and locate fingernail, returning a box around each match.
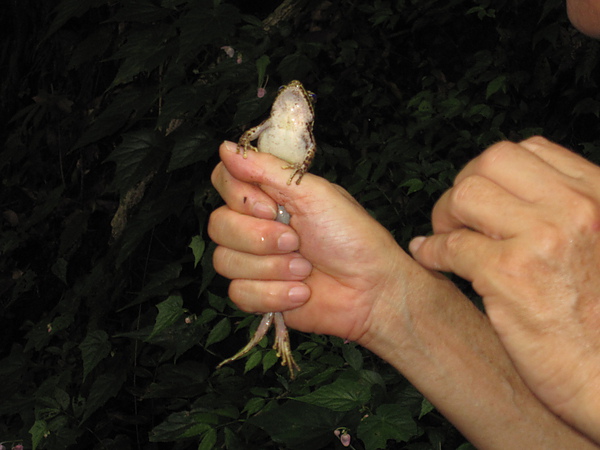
[289,285,310,304]
[278,232,299,252]
[223,140,237,152]
[408,236,426,254]
[289,257,312,277]
[253,202,277,220]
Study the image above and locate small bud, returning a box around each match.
[14,445,24,450]
[333,429,341,437]
[257,87,267,98]
[47,323,52,333]
[236,54,243,64]
[220,46,235,58]
[340,432,351,447]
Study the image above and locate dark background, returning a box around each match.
[1,0,599,448]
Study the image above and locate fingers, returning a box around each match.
[208,206,300,255]
[409,229,501,280]
[431,174,536,238]
[455,140,569,203]
[228,279,311,313]
[519,136,596,180]
[213,246,312,281]
[209,204,313,312]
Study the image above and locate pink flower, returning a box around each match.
[340,432,351,447]
[13,445,24,450]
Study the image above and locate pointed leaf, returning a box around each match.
[249,400,354,450]
[30,419,49,450]
[82,369,127,422]
[168,131,216,172]
[293,375,371,411]
[106,129,166,194]
[198,427,217,450]
[79,330,111,381]
[205,317,231,347]
[357,404,419,449]
[147,294,185,341]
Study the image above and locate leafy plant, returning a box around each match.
[1,0,598,448]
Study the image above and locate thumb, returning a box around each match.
[219,140,318,210]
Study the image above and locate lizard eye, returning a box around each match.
[308,92,317,103]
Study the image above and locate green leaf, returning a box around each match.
[73,88,156,150]
[419,397,435,418]
[262,349,279,373]
[149,412,212,442]
[401,178,424,195]
[82,369,127,422]
[143,361,209,399]
[147,294,185,341]
[244,350,262,373]
[109,0,171,23]
[357,404,419,449]
[249,400,355,450]
[486,75,507,99]
[106,129,166,195]
[44,0,105,39]
[109,25,176,87]
[293,374,371,411]
[207,292,226,312]
[205,317,231,347]
[278,53,314,82]
[189,235,205,268]
[168,130,215,172]
[342,344,363,371]
[177,3,241,58]
[256,55,270,87]
[198,427,217,450]
[243,397,266,416]
[124,262,183,310]
[30,419,48,450]
[51,257,68,284]
[79,330,111,382]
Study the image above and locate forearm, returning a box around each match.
[361,261,598,449]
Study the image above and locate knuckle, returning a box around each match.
[478,140,516,169]
[565,193,600,233]
[449,175,481,206]
[210,162,224,188]
[206,208,223,242]
[521,135,550,147]
[531,222,565,258]
[212,246,232,277]
[444,228,471,257]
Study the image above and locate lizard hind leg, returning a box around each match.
[216,312,274,369]
[273,312,301,379]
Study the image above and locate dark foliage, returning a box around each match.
[1,0,598,448]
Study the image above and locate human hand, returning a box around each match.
[209,141,414,347]
[409,136,600,441]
